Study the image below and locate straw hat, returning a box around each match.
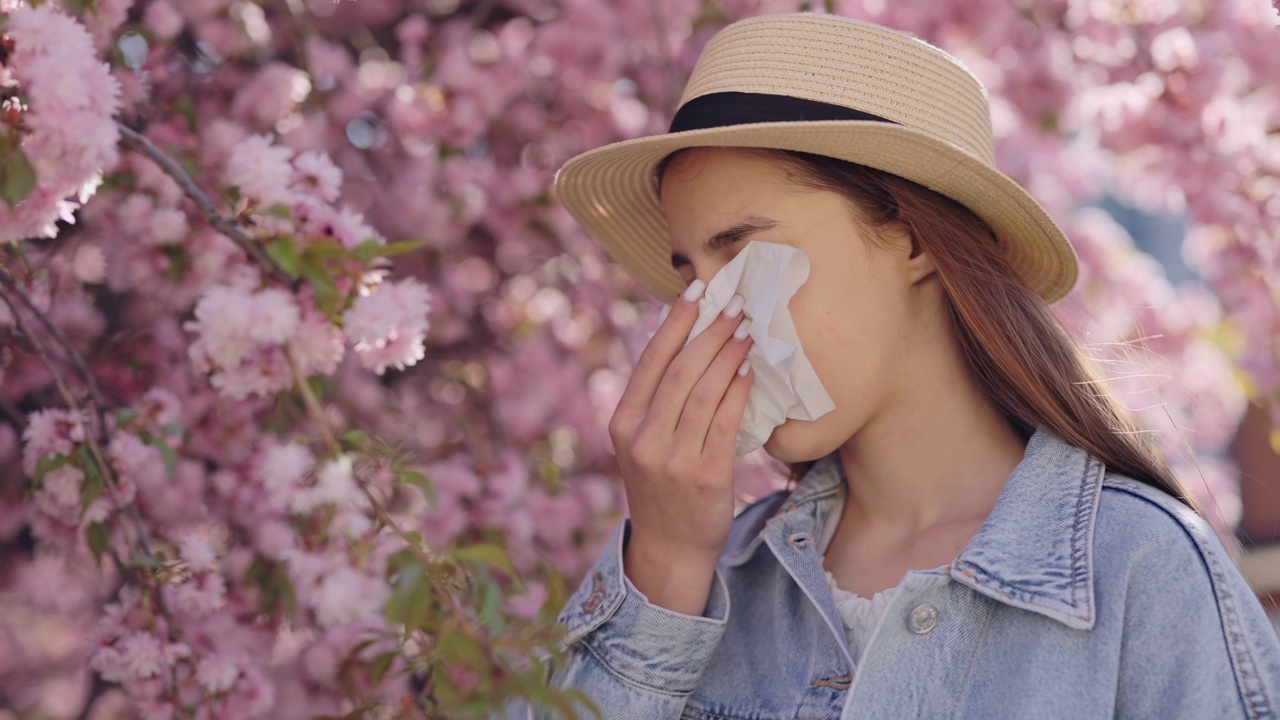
[554,13,1078,304]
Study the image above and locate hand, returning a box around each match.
[609,280,754,615]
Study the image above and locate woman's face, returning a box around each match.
[659,148,942,463]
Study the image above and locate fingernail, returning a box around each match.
[683,279,706,303]
[722,294,745,318]
[737,359,751,376]
[733,318,752,340]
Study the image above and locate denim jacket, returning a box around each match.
[547,431,1280,719]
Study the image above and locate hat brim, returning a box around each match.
[554,120,1078,304]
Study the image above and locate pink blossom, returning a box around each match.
[169,572,226,616]
[245,287,301,345]
[312,566,388,627]
[177,534,217,572]
[89,646,129,683]
[0,5,120,243]
[292,455,366,514]
[117,633,168,679]
[287,298,347,379]
[328,206,383,249]
[186,283,314,399]
[258,443,314,505]
[33,465,83,523]
[291,151,343,203]
[142,0,184,39]
[21,408,87,475]
[108,432,166,490]
[71,244,107,283]
[224,135,297,210]
[232,62,312,130]
[195,653,240,694]
[343,278,432,375]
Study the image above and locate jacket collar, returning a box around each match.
[724,430,1103,630]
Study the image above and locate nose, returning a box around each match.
[685,257,732,289]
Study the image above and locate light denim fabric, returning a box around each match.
[545,430,1280,719]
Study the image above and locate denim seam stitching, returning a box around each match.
[1066,454,1100,617]
[949,560,1091,622]
[1106,483,1275,720]
[581,638,695,698]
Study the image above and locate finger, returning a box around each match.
[673,317,754,446]
[703,359,754,459]
[645,296,749,435]
[613,280,707,427]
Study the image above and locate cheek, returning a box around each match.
[790,286,861,393]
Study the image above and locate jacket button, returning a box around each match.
[581,572,606,614]
[908,603,939,634]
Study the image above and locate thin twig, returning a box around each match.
[0,266,111,434]
[117,125,289,281]
[0,283,151,558]
[285,349,437,569]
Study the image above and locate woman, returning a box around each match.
[546,13,1280,719]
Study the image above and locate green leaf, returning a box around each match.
[147,435,178,477]
[86,522,110,566]
[299,253,341,322]
[353,238,423,264]
[454,543,517,578]
[478,577,504,628]
[539,571,568,626]
[161,244,190,277]
[384,563,430,629]
[352,239,383,264]
[436,628,484,667]
[386,548,419,575]
[399,468,435,504]
[114,408,139,427]
[264,203,293,220]
[340,429,370,451]
[0,138,36,210]
[300,241,352,260]
[161,422,185,438]
[377,239,424,257]
[34,453,69,484]
[367,650,397,686]
[76,445,105,511]
[127,552,160,569]
[265,237,301,278]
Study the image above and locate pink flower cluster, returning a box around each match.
[344,277,432,375]
[186,279,343,399]
[0,4,121,242]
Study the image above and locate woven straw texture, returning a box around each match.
[555,14,1078,304]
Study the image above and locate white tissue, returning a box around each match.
[682,241,836,459]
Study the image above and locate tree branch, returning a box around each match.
[0,266,110,434]
[117,125,289,281]
[0,272,154,559]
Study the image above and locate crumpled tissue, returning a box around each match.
[676,240,836,459]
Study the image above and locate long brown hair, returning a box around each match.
[660,148,1189,504]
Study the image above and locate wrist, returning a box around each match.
[623,531,720,616]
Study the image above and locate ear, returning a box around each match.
[904,237,937,286]
[883,221,937,285]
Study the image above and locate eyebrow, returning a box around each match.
[671,216,778,269]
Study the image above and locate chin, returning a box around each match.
[761,418,838,464]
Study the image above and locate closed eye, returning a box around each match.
[671,215,778,271]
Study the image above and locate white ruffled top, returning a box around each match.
[823,569,900,665]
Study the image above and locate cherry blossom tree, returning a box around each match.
[0,0,1276,716]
